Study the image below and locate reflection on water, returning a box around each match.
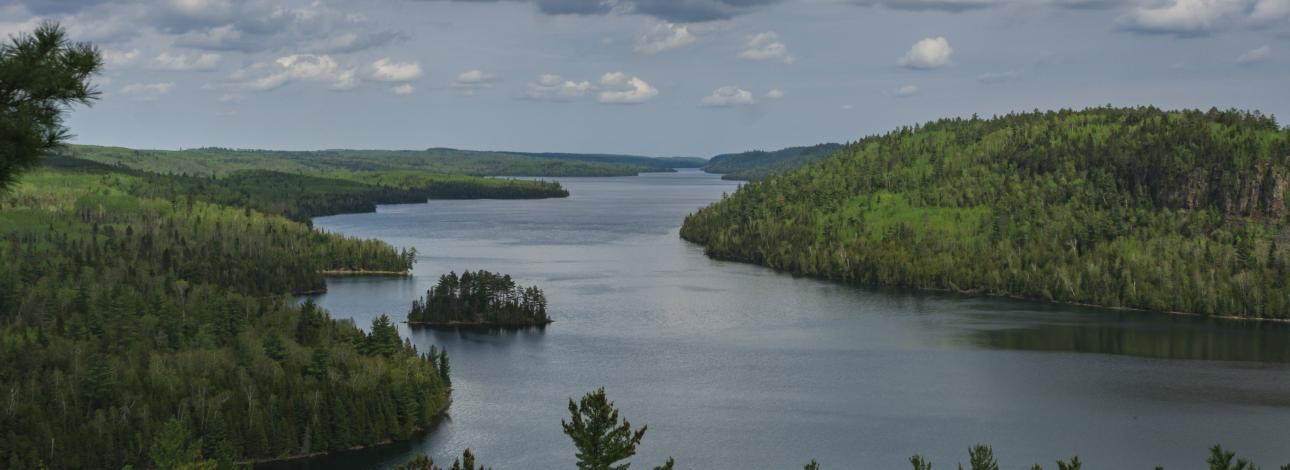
[957,306,1290,362]
[284,170,1290,470]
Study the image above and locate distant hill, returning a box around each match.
[499,151,707,171]
[703,143,843,181]
[65,145,690,178]
[683,107,1290,319]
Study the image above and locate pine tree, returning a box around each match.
[561,387,673,470]
[0,22,101,191]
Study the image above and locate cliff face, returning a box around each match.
[1172,160,1290,219]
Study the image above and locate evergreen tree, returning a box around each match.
[561,388,673,470]
[0,22,101,190]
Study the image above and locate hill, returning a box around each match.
[62,145,690,178]
[703,143,843,181]
[500,151,707,171]
[0,162,450,467]
[681,107,1290,319]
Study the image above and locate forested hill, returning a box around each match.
[66,144,687,177]
[682,107,1290,319]
[498,151,707,171]
[703,143,843,181]
[0,162,451,467]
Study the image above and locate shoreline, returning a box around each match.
[407,319,554,328]
[688,242,1290,324]
[320,269,411,276]
[238,408,451,467]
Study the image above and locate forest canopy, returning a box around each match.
[682,107,1290,319]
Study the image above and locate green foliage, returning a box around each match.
[562,387,672,470]
[804,459,822,470]
[394,449,490,470]
[911,455,932,470]
[682,107,1290,318]
[0,22,100,190]
[408,270,552,326]
[1208,444,1260,470]
[43,154,566,224]
[965,444,1000,470]
[704,143,844,181]
[0,165,450,467]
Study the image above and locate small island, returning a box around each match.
[408,270,553,327]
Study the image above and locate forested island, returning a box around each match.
[683,107,1290,319]
[407,270,553,327]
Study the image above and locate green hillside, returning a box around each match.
[0,164,450,467]
[682,107,1290,319]
[66,145,678,177]
[703,143,843,181]
[500,151,707,171]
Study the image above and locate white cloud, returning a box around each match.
[635,22,697,54]
[392,83,415,95]
[898,37,953,69]
[701,86,756,106]
[767,88,784,99]
[525,74,594,101]
[1237,44,1271,64]
[219,92,244,103]
[738,31,794,64]
[120,82,176,100]
[102,49,141,69]
[224,54,358,92]
[451,69,501,94]
[1119,0,1247,35]
[597,72,659,104]
[370,58,423,82]
[1251,0,1290,22]
[150,52,222,71]
[894,84,919,96]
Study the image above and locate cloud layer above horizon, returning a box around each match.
[3,0,1288,156]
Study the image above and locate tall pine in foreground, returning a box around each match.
[0,22,100,190]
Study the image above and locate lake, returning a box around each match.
[280,169,1290,469]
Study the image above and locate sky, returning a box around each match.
[3,0,1289,157]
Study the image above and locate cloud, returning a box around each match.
[701,86,755,106]
[767,88,784,98]
[120,82,176,100]
[452,69,501,94]
[635,22,697,54]
[416,0,781,22]
[894,84,919,96]
[898,36,953,69]
[392,83,415,95]
[224,54,359,92]
[738,31,794,64]
[1237,44,1271,64]
[525,74,594,101]
[977,70,1021,83]
[1118,0,1246,36]
[370,58,423,82]
[161,0,405,53]
[597,72,659,104]
[150,52,222,71]
[102,48,141,69]
[845,0,1007,11]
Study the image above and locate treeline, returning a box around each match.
[703,143,843,181]
[408,270,552,326]
[682,107,1290,319]
[64,144,678,177]
[0,166,449,467]
[44,154,566,224]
